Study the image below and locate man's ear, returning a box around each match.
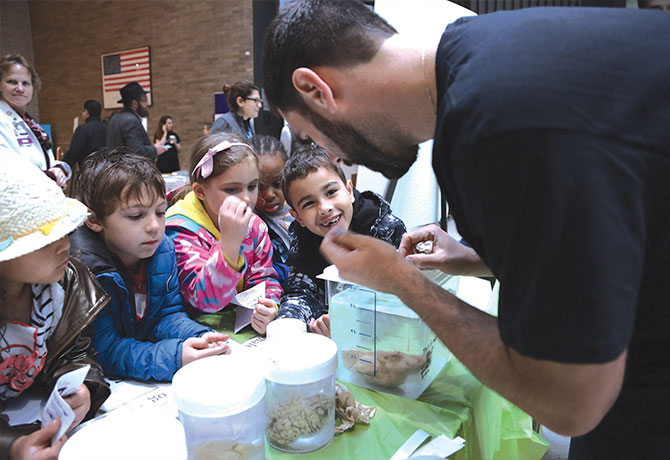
[347,180,355,203]
[292,68,337,114]
[85,212,104,233]
[289,208,305,228]
[192,182,206,202]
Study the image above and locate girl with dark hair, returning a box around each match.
[251,135,293,287]
[153,115,181,173]
[210,80,262,139]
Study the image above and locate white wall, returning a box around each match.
[356,0,475,229]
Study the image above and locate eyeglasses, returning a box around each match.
[244,97,263,106]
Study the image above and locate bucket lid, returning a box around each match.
[266,317,307,339]
[172,351,265,417]
[264,333,338,385]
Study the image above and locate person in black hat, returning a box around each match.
[105,82,166,159]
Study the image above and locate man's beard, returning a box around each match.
[307,110,418,180]
[136,105,149,118]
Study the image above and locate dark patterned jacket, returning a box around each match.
[278,190,406,324]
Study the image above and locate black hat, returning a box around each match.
[117,82,148,103]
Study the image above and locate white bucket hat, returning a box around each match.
[0,159,88,262]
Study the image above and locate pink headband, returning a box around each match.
[193,141,252,179]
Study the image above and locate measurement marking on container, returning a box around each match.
[359,332,373,338]
[356,319,372,324]
[360,359,372,364]
[356,345,372,351]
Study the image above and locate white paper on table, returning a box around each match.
[41,365,90,443]
[231,281,265,333]
[242,336,266,348]
[409,435,466,459]
[71,384,177,440]
[389,429,431,460]
[112,386,178,418]
[100,379,163,412]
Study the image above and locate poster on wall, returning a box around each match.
[101,46,152,109]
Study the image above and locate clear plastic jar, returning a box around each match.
[263,333,338,453]
[173,352,266,460]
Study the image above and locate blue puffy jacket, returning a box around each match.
[70,226,211,381]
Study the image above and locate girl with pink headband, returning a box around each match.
[165,133,281,334]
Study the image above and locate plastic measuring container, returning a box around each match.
[320,265,456,399]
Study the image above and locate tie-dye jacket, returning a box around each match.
[165,191,281,312]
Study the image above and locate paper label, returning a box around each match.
[232,282,265,333]
[242,336,266,348]
[41,365,90,442]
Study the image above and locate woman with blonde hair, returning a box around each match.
[0,54,71,188]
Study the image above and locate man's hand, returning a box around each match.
[9,419,66,460]
[218,196,253,264]
[399,224,491,276]
[181,332,230,367]
[251,298,278,335]
[308,314,330,337]
[320,229,416,294]
[63,384,91,430]
[154,142,168,156]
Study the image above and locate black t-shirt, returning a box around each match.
[157,130,180,173]
[433,8,670,459]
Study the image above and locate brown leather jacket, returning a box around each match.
[0,257,111,458]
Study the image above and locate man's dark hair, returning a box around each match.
[122,99,138,110]
[83,99,102,117]
[263,0,397,117]
[281,144,347,208]
[75,147,166,219]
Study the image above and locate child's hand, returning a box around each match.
[308,314,331,337]
[63,384,91,431]
[181,332,231,367]
[10,419,66,460]
[218,196,253,265]
[251,298,278,335]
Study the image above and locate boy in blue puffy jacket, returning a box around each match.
[70,148,229,381]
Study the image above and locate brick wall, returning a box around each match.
[0,0,40,119]
[28,0,253,168]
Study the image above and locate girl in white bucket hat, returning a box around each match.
[0,159,110,459]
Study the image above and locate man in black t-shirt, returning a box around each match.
[262,1,670,458]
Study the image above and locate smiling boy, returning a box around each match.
[69,148,229,382]
[276,145,406,336]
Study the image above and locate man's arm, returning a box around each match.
[321,230,625,436]
[123,119,157,159]
[63,126,87,168]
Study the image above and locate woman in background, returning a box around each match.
[0,54,71,188]
[153,115,181,173]
[210,80,262,139]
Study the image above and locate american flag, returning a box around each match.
[101,47,151,108]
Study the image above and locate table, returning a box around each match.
[190,278,549,460]
[62,278,549,460]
